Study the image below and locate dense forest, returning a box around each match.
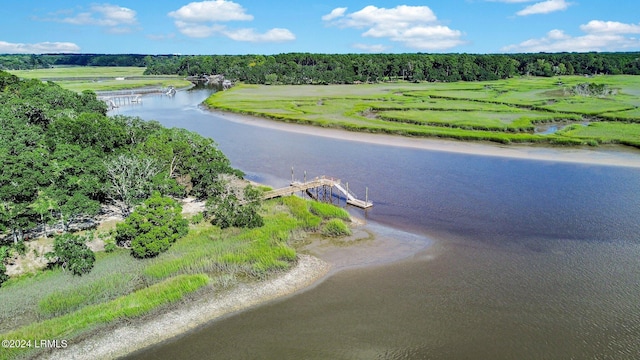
[0,70,239,250]
[1,52,640,84]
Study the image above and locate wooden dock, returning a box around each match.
[263,176,373,209]
[98,87,175,110]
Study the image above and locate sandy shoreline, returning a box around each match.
[207,109,640,168]
[39,255,331,360]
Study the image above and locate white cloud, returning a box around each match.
[59,4,136,26]
[223,28,295,42]
[168,0,295,43]
[168,0,253,22]
[174,21,226,38]
[516,0,570,16]
[0,41,81,54]
[321,7,347,22]
[580,20,640,35]
[352,43,389,53]
[41,3,137,33]
[322,5,465,51]
[502,20,640,52]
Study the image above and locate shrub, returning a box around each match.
[0,262,8,287]
[322,219,352,237]
[190,212,204,225]
[47,233,95,276]
[116,192,188,258]
[104,239,117,253]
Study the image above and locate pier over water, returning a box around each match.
[263,175,373,209]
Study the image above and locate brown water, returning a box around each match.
[117,89,640,359]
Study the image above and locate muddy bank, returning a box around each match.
[207,109,640,168]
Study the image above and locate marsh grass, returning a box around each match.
[60,78,191,92]
[280,196,322,229]
[144,201,303,281]
[37,273,143,317]
[0,274,209,360]
[0,249,142,334]
[309,202,351,221]
[322,219,352,237]
[206,76,640,148]
[8,66,147,79]
[7,67,191,92]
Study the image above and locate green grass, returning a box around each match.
[205,76,640,149]
[37,272,143,317]
[143,211,298,280]
[322,219,352,237]
[309,201,351,221]
[558,122,640,147]
[7,66,192,92]
[143,197,345,281]
[0,250,142,334]
[279,196,322,229]
[8,66,147,79]
[60,78,191,92]
[0,274,208,360]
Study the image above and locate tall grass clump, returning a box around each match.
[37,273,143,317]
[0,274,209,360]
[280,196,322,229]
[322,219,352,237]
[309,201,351,221]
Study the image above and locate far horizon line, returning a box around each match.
[3,51,640,57]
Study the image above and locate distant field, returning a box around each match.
[206,76,640,148]
[8,66,146,78]
[7,66,191,92]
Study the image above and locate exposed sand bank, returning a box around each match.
[207,109,640,168]
[39,255,331,360]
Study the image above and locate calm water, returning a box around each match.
[117,89,640,359]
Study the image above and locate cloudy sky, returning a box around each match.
[1,0,639,54]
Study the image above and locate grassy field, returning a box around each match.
[205,76,640,148]
[7,66,191,92]
[0,197,349,360]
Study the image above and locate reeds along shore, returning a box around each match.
[43,255,331,360]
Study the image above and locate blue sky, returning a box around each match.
[1,0,639,54]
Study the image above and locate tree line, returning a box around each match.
[0,70,240,253]
[0,54,147,70]
[2,52,639,83]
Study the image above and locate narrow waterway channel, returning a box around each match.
[114,89,640,359]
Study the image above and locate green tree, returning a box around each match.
[29,190,57,237]
[47,233,95,276]
[0,246,9,287]
[104,154,161,216]
[115,192,188,258]
[205,174,264,229]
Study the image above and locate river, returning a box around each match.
[114,88,640,359]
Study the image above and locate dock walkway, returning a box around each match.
[263,176,372,209]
